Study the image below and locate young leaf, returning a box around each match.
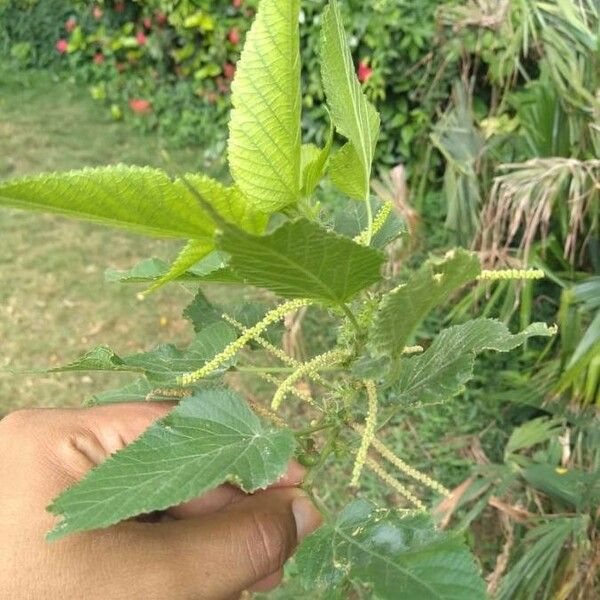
[105,253,241,285]
[219,219,385,305]
[391,320,557,407]
[87,378,155,406]
[51,322,238,385]
[321,0,380,201]
[228,0,302,211]
[369,249,481,357]
[0,168,266,239]
[301,122,334,197]
[296,500,487,599]
[48,388,296,539]
[146,239,213,291]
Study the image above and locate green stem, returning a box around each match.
[365,193,374,245]
[295,422,335,438]
[237,365,341,374]
[341,304,361,334]
[303,428,339,489]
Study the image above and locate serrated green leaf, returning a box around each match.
[321,0,380,201]
[370,249,481,357]
[391,319,557,407]
[330,196,406,249]
[147,240,213,292]
[183,289,222,333]
[51,322,238,384]
[0,167,263,240]
[301,122,333,197]
[329,142,370,200]
[296,500,486,600]
[105,253,241,285]
[219,219,384,305]
[228,0,302,211]
[48,388,296,539]
[87,378,154,406]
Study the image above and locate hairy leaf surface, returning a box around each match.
[48,388,296,539]
[296,500,486,599]
[370,249,481,357]
[219,219,384,304]
[228,0,302,211]
[321,0,380,200]
[0,167,264,239]
[391,320,556,406]
[51,322,237,384]
[105,253,241,285]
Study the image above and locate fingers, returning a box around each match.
[168,460,307,519]
[149,487,322,599]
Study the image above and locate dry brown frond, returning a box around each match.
[477,158,600,267]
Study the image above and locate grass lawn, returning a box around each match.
[0,68,208,412]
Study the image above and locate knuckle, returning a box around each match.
[0,409,37,436]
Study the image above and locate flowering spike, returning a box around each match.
[365,458,426,511]
[353,425,449,497]
[478,268,545,281]
[402,345,424,355]
[350,380,378,487]
[179,299,310,385]
[271,348,347,410]
[258,372,320,410]
[354,202,393,246]
[222,313,329,388]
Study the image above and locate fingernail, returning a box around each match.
[292,495,322,542]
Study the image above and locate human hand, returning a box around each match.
[0,403,322,599]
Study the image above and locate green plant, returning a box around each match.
[0,1,558,596]
[437,410,600,599]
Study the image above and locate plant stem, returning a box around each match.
[341,304,361,334]
[295,422,335,437]
[303,427,339,489]
[236,365,341,374]
[365,193,374,245]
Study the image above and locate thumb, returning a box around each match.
[156,487,322,599]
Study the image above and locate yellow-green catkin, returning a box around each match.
[478,268,545,281]
[365,457,426,511]
[222,314,329,388]
[354,202,393,246]
[350,380,379,487]
[353,425,449,497]
[258,372,321,411]
[179,299,310,386]
[271,348,347,410]
[402,345,424,355]
[246,397,287,428]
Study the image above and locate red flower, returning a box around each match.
[56,39,68,54]
[65,17,77,33]
[232,0,243,8]
[228,27,240,45]
[128,98,152,114]
[357,59,373,84]
[223,62,236,80]
[92,5,103,20]
[136,31,147,45]
[115,1,125,12]
[93,52,105,65]
[154,11,167,26]
[143,17,152,30]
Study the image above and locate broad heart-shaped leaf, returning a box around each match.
[321,0,380,201]
[48,388,296,539]
[50,322,238,385]
[0,167,265,239]
[296,500,487,600]
[219,219,385,305]
[370,249,481,357]
[105,253,242,285]
[390,319,556,407]
[228,0,302,212]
